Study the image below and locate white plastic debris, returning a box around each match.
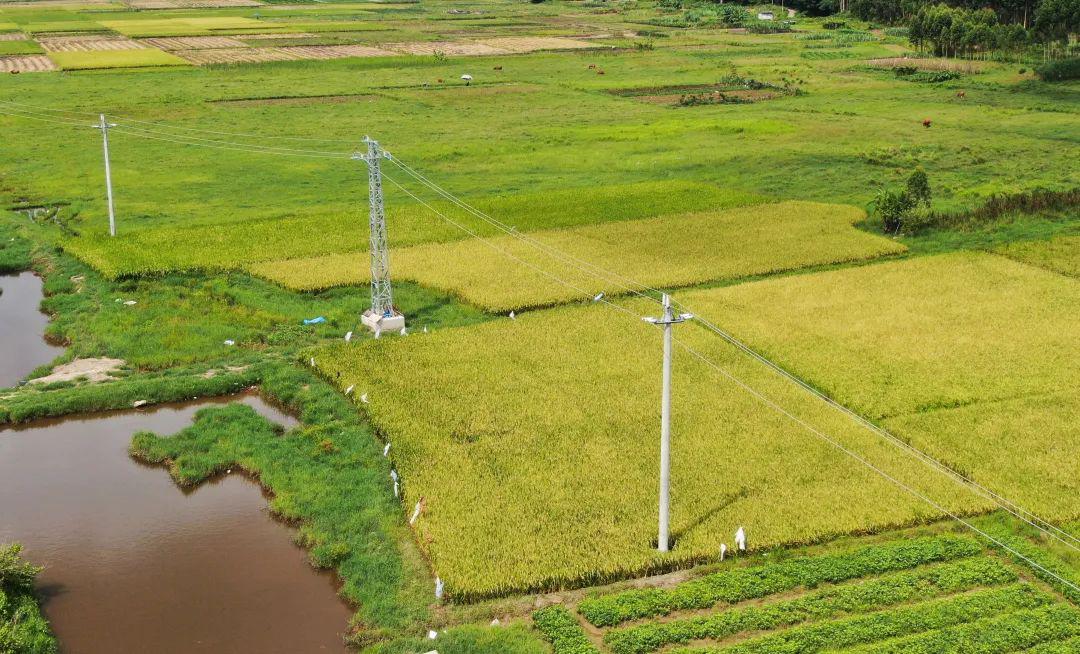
[345,385,354,396]
[309,357,316,367]
[410,500,422,525]
[383,442,391,457]
[390,470,398,482]
[435,577,444,600]
[735,526,747,552]
[491,618,501,626]
[360,393,369,404]
[400,327,408,336]
[423,326,429,334]
[123,300,137,306]
[345,331,353,342]
[508,311,515,320]
[223,339,235,346]
[720,543,728,561]
[593,292,605,302]
[227,468,232,474]
[393,480,399,497]
[133,400,147,409]
[428,630,438,640]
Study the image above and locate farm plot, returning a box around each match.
[676,252,1080,518]
[251,201,905,312]
[278,44,394,60]
[172,46,301,65]
[38,34,146,52]
[124,0,262,7]
[100,17,284,38]
[0,54,56,71]
[47,48,188,69]
[141,36,247,50]
[311,298,984,598]
[995,234,1080,278]
[0,32,29,41]
[534,535,1080,654]
[384,40,511,56]
[66,181,756,278]
[476,36,594,53]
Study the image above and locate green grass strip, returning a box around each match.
[671,584,1052,654]
[849,604,1080,653]
[603,557,1015,654]
[533,606,600,654]
[578,535,983,627]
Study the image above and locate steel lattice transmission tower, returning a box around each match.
[354,137,405,333]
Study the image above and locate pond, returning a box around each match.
[0,272,64,388]
[0,393,353,653]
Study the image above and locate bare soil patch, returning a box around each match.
[142,36,247,50]
[384,40,509,56]
[29,357,125,385]
[0,55,56,72]
[0,33,29,42]
[476,36,595,53]
[38,35,146,52]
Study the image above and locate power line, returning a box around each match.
[384,155,1080,555]
[388,168,1080,593]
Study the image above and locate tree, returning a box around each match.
[1034,0,1080,43]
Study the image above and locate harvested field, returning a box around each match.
[38,34,146,52]
[476,36,595,53]
[866,56,988,72]
[232,32,317,41]
[384,40,510,56]
[124,0,262,7]
[141,36,247,50]
[0,33,29,42]
[172,47,301,65]
[0,55,56,72]
[278,44,394,60]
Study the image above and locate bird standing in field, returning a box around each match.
[735,526,747,552]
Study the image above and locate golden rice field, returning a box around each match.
[678,252,1080,518]
[254,202,905,312]
[313,296,985,599]
[995,234,1080,278]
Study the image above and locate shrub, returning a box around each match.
[1036,58,1080,82]
[533,606,599,654]
[0,544,40,593]
[875,188,915,234]
[823,20,847,28]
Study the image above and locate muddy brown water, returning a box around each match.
[0,272,64,388]
[0,394,353,653]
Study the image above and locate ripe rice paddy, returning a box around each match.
[995,234,1080,278]
[251,201,906,311]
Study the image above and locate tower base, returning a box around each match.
[362,309,405,333]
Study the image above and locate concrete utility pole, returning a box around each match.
[644,294,692,552]
[353,137,405,333]
[92,114,118,237]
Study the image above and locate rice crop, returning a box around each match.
[252,201,905,312]
[312,299,986,599]
[67,181,756,278]
[47,48,189,69]
[995,234,1080,278]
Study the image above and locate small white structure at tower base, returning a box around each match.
[362,309,405,333]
